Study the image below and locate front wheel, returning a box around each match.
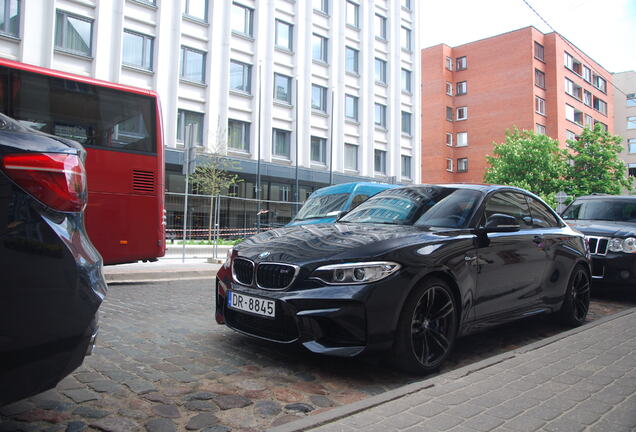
[558,265,591,326]
[393,278,458,375]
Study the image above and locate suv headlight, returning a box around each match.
[608,237,636,253]
[310,261,401,285]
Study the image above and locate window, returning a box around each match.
[313,0,328,14]
[456,56,467,71]
[446,158,453,172]
[584,114,594,129]
[528,197,559,228]
[374,149,386,174]
[456,81,467,95]
[401,155,411,179]
[55,10,93,57]
[535,96,545,115]
[595,120,608,131]
[565,104,583,125]
[445,57,453,71]
[445,82,453,96]
[310,136,327,164]
[228,119,250,152]
[183,0,207,21]
[122,30,153,71]
[627,94,636,107]
[583,90,592,106]
[628,116,636,129]
[180,46,206,83]
[563,52,582,75]
[593,96,607,115]
[535,69,545,89]
[375,58,387,84]
[275,19,293,51]
[402,0,411,10]
[375,14,387,40]
[564,78,582,100]
[456,132,468,147]
[401,26,412,51]
[484,192,532,229]
[629,139,636,153]
[311,84,327,112]
[566,130,577,141]
[312,34,328,63]
[229,60,251,93]
[375,103,387,128]
[0,0,19,37]
[345,47,359,74]
[593,74,607,93]
[583,66,591,82]
[274,73,292,104]
[446,106,453,121]
[630,163,636,177]
[345,143,358,170]
[177,110,204,146]
[446,133,453,146]
[456,106,467,120]
[457,158,468,173]
[345,94,359,121]
[536,124,546,135]
[534,42,544,61]
[272,129,290,158]
[401,69,412,93]
[401,111,412,135]
[346,1,359,28]
[231,3,253,37]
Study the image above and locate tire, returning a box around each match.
[558,265,591,327]
[393,278,458,375]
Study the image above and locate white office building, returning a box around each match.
[0,0,420,201]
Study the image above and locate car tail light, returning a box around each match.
[0,152,87,212]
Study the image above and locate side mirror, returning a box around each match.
[483,213,520,233]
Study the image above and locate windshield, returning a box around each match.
[340,187,482,227]
[294,193,350,220]
[562,199,636,222]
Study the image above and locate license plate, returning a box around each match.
[227,291,275,318]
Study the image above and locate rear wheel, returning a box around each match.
[558,265,590,326]
[393,278,458,374]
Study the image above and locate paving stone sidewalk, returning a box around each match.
[272,309,636,432]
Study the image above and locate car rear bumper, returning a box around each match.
[590,253,636,286]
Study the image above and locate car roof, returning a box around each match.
[574,195,636,201]
[391,183,528,194]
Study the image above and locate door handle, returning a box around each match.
[465,255,477,262]
[533,236,543,245]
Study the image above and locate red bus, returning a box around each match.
[0,58,165,265]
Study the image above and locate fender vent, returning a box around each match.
[132,170,155,193]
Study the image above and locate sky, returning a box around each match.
[419,0,636,73]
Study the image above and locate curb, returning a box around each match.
[267,307,636,432]
[104,269,219,285]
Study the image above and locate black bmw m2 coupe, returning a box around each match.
[215,185,590,374]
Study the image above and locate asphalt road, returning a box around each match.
[1,280,634,432]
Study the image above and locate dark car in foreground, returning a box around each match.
[0,114,106,405]
[215,184,591,373]
[562,195,636,286]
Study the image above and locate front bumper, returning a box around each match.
[215,266,413,357]
[590,252,636,286]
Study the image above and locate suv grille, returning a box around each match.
[233,258,254,285]
[257,263,297,289]
[587,236,609,256]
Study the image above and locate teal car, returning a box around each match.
[288,182,397,226]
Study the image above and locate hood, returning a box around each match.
[235,223,447,265]
[566,220,636,238]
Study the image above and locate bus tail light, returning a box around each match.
[0,152,87,212]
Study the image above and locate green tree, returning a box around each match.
[565,124,632,196]
[484,128,568,205]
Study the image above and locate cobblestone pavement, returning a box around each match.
[308,309,636,432]
[1,280,634,432]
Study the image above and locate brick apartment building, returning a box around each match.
[421,26,614,183]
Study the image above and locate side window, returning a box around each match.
[483,192,532,229]
[349,194,369,211]
[528,197,560,228]
[561,202,582,220]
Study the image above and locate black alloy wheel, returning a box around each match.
[558,265,590,326]
[394,278,458,374]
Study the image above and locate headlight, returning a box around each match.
[310,261,401,285]
[608,237,636,253]
[223,247,233,268]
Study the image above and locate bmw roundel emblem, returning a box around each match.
[258,251,271,259]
